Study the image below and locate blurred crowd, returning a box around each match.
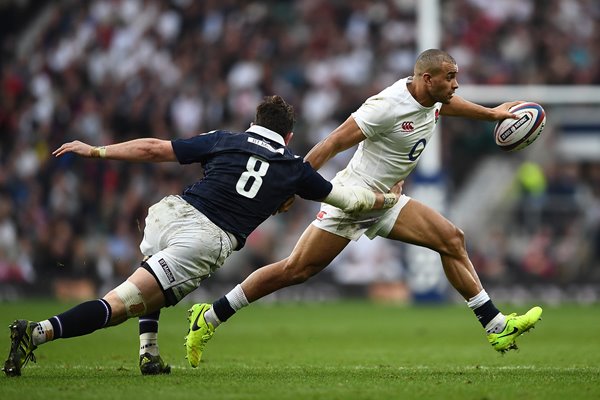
[1,0,599,301]
[469,159,600,290]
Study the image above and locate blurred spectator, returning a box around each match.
[468,227,514,285]
[331,237,404,285]
[542,162,582,233]
[514,161,547,231]
[519,226,557,281]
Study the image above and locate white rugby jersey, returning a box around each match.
[333,77,442,192]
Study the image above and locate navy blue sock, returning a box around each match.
[139,311,160,355]
[49,299,112,339]
[473,300,501,328]
[212,296,236,322]
[139,311,160,335]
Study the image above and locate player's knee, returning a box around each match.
[110,280,148,319]
[441,225,467,257]
[281,259,319,284]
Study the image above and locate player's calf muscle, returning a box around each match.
[102,293,127,325]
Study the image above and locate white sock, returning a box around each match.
[485,313,507,334]
[204,307,221,328]
[139,332,159,356]
[205,285,250,328]
[466,290,490,310]
[466,289,506,333]
[32,320,54,346]
[225,284,249,311]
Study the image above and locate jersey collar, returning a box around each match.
[246,125,286,146]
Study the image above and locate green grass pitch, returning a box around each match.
[0,300,598,399]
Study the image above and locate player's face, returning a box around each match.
[428,62,459,104]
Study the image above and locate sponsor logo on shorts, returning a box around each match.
[158,258,175,283]
[316,210,327,221]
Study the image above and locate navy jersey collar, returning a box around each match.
[246,125,286,146]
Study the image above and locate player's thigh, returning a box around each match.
[386,198,460,252]
[288,225,350,273]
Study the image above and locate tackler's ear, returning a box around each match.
[284,131,294,145]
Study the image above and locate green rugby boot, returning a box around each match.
[488,306,543,353]
[185,303,214,368]
[3,320,38,377]
[139,353,171,375]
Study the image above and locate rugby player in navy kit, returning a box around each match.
[3,96,403,377]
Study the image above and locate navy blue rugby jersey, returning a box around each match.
[171,125,332,249]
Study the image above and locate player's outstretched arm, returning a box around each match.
[305,116,366,171]
[440,95,522,121]
[273,117,367,215]
[53,139,177,162]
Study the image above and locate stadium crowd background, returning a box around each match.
[1,0,599,303]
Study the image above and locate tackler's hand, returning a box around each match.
[53,140,100,158]
[389,180,404,198]
[273,195,296,215]
[374,180,404,210]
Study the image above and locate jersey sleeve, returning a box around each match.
[295,162,333,201]
[351,96,396,141]
[171,132,221,164]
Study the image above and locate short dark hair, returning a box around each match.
[254,95,295,137]
[414,49,456,76]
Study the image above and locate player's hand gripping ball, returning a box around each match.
[494,102,546,152]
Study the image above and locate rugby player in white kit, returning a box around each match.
[187,49,543,367]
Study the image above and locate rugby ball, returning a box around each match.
[494,102,546,152]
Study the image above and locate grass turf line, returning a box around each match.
[0,301,598,400]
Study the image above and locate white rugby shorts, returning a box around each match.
[312,194,411,241]
[140,195,235,304]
